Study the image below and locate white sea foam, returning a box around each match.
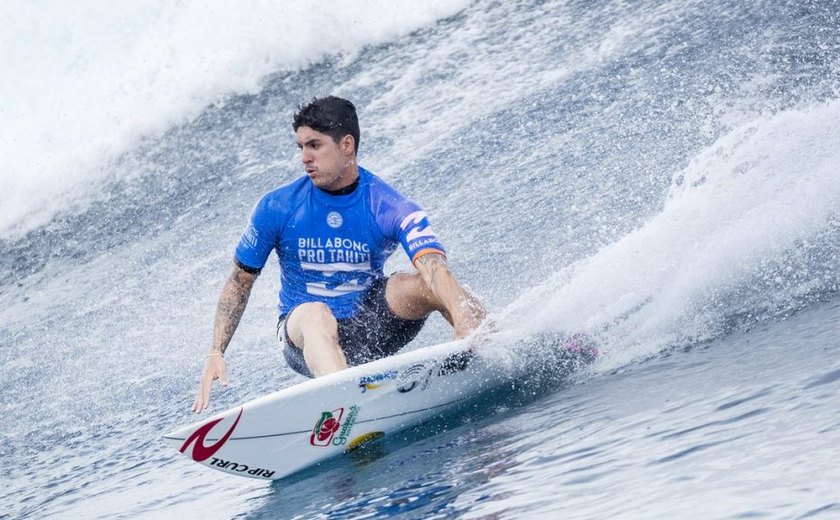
[502,98,840,364]
[0,0,470,238]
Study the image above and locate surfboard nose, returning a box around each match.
[163,425,190,453]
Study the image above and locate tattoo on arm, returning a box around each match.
[212,267,258,354]
[417,253,449,289]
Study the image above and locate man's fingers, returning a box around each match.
[191,374,212,413]
[192,388,206,413]
[192,382,205,412]
[191,358,229,412]
[200,374,213,409]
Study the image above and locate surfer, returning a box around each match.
[192,96,487,412]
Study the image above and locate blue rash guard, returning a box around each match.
[234,166,446,319]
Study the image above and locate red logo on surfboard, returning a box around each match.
[180,407,243,462]
[310,408,344,447]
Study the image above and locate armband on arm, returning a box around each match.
[234,257,262,276]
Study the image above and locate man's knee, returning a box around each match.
[298,302,336,324]
[388,271,426,293]
[385,272,439,320]
[287,302,338,345]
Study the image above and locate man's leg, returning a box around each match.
[285,302,347,377]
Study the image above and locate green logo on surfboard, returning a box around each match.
[310,405,360,447]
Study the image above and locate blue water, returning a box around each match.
[2,0,839,518]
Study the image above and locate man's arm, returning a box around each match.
[415,253,486,339]
[192,264,259,412]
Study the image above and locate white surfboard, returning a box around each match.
[164,335,595,480]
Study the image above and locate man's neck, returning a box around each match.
[321,175,359,196]
[320,163,360,195]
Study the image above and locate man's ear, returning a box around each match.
[340,134,356,154]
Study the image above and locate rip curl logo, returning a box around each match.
[179,407,243,462]
[310,408,345,447]
[326,211,343,229]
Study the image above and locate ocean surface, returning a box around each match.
[2,1,839,518]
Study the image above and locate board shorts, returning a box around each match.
[277,277,427,378]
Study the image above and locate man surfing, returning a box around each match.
[192,96,487,412]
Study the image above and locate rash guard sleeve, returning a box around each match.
[234,193,282,272]
[370,177,446,265]
[395,208,446,264]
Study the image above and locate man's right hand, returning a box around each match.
[192,353,228,412]
[191,264,257,413]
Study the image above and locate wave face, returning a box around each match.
[2,0,839,518]
[0,0,470,237]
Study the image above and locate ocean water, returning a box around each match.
[2,0,839,518]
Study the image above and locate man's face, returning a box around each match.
[295,126,356,190]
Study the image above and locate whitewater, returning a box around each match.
[1,0,839,518]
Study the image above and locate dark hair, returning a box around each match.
[293,96,360,153]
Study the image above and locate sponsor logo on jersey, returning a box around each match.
[399,210,442,254]
[406,225,438,243]
[179,407,243,462]
[327,211,343,229]
[297,236,372,274]
[242,224,259,248]
[358,370,398,393]
[399,210,428,230]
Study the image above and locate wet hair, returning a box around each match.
[293,96,360,153]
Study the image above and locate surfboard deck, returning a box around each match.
[164,334,596,480]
